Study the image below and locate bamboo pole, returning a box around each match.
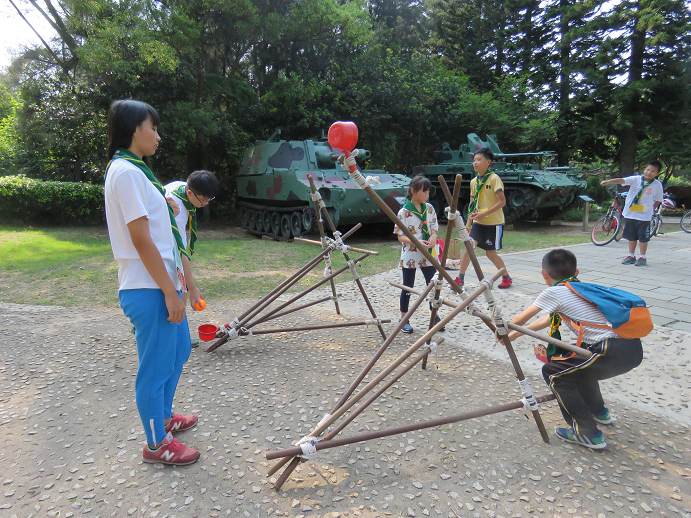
[390,281,593,358]
[423,174,463,369]
[249,319,391,335]
[268,271,503,487]
[306,173,341,315]
[267,394,557,461]
[307,174,387,340]
[324,337,445,441]
[266,280,437,479]
[294,237,379,256]
[435,176,551,443]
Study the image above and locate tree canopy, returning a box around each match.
[1,0,690,194]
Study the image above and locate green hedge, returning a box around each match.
[0,175,104,225]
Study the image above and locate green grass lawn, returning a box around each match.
[0,222,598,308]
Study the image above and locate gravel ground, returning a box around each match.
[1,267,690,518]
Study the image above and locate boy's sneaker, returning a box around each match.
[190,338,200,348]
[622,255,636,265]
[400,319,414,334]
[555,427,607,449]
[143,432,200,465]
[434,315,446,331]
[592,408,613,425]
[454,277,464,287]
[165,414,198,434]
[498,276,513,289]
[635,257,647,266]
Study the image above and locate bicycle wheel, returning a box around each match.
[681,210,691,233]
[648,214,661,238]
[592,213,621,246]
[614,217,625,241]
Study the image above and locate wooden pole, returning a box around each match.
[390,282,593,359]
[248,319,391,335]
[294,237,379,256]
[267,394,557,461]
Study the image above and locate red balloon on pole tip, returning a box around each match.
[328,121,358,152]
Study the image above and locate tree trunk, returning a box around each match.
[556,0,571,167]
[618,5,645,177]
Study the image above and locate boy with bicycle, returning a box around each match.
[601,160,664,266]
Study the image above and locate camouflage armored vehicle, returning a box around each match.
[236,130,410,240]
[412,133,587,223]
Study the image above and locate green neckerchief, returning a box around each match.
[171,184,197,256]
[546,276,579,361]
[109,149,190,260]
[632,175,654,205]
[403,198,430,239]
[466,172,494,230]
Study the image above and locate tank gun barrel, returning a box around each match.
[493,151,555,158]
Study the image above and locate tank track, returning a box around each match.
[236,201,313,242]
[503,187,537,224]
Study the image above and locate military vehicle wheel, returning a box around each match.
[301,210,313,233]
[247,209,257,230]
[237,206,246,226]
[280,214,292,239]
[240,206,249,228]
[271,212,281,235]
[255,210,265,232]
[262,211,272,233]
[290,212,302,237]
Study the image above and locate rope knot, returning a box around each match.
[296,436,319,460]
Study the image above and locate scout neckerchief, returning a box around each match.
[466,172,494,230]
[171,184,197,255]
[403,199,434,254]
[546,276,579,361]
[631,175,654,205]
[108,149,189,290]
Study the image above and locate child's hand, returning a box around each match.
[164,291,186,324]
[166,196,181,217]
[188,286,203,311]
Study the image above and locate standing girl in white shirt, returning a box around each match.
[104,99,200,465]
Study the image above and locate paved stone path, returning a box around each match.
[1,230,690,518]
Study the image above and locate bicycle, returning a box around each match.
[681,209,691,233]
[591,192,627,246]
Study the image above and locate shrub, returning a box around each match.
[0,174,104,225]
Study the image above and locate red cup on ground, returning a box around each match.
[328,121,358,152]
[198,324,220,341]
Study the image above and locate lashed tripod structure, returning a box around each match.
[264,122,592,489]
[205,173,389,353]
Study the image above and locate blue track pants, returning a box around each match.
[119,289,191,446]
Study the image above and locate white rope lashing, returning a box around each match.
[447,210,473,242]
[364,318,382,327]
[346,260,360,280]
[518,378,539,418]
[296,435,319,460]
[310,191,321,202]
[364,176,380,185]
[324,253,333,278]
[426,341,440,369]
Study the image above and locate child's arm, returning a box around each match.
[506,304,550,341]
[181,255,203,309]
[127,216,186,324]
[600,178,626,186]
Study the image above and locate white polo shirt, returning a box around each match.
[105,158,182,291]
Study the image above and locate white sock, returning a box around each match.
[627,254,635,258]
[639,255,646,259]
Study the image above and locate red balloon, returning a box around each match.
[328,121,358,151]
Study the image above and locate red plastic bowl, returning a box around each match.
[328,121,358,151]
[198,324,220,341]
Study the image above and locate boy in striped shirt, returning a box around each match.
[506,249,643,449]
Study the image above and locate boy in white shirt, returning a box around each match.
[601,161,664,266]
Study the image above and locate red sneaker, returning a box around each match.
[143,432,200,465]
[498,276,513,289]
[165,414,198,433]
[454,277,464,287]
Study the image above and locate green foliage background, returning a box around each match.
[1,0,691,209]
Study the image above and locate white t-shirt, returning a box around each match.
[393,203,439,268]
[622,176,663,221]
[164,180,190,249]
[104,158,182,291]
[534,285,618,345]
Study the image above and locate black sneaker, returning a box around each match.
[434,315,446,331]
[400,319,414,334]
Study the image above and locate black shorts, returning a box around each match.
[623,218,651,243]
[469,223,504,251]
